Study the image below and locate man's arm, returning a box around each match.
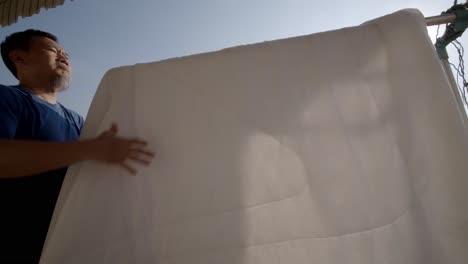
[0,124,154,178]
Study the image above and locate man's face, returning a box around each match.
[18,36,71,91]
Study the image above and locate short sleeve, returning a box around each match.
[0,85,22,138]
[77,114,84,132]
[63,107,84,135]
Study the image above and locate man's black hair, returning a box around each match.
[1,29,58,78]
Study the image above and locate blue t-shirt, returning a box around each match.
[0,84,83,262]
[0,84,83,140]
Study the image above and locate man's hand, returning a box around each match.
[88,123,155,175]
[0,123,155,178]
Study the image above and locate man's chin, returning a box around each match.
[52,76,70,92]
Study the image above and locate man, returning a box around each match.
[0,29,154,263]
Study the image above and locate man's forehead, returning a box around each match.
[31,36,62,49]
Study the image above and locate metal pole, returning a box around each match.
[426,14,456,26]
[426,1,468,26]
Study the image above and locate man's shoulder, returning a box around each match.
[0,84,26,98]
[0,84,29,108]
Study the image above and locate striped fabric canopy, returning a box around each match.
[0,0,67,27]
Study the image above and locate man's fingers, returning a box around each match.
[129,139,148,147]
[121,163,137,176]
[130,148,155,158]
[127,154,152,166]
[100,123,118,137]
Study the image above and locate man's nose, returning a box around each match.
[57,51,70,66]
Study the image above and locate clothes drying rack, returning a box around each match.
[425,2,468,127]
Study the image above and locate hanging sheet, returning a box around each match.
[41,9,468,264]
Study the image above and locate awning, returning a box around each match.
[0,0,67,27]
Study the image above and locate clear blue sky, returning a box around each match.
[0,0,460,117]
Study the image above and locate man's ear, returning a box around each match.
[9,50,26,65]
